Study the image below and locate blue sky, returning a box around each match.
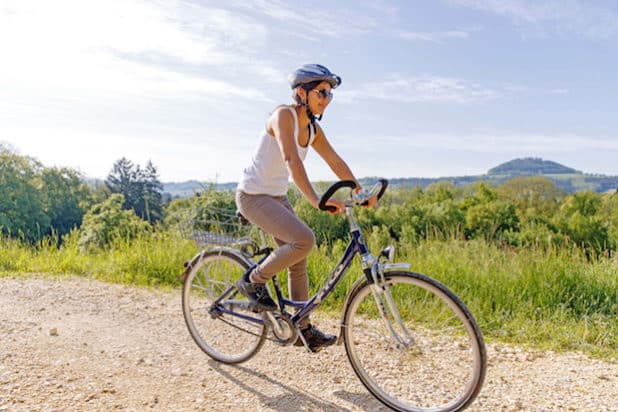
[1,0,617,183]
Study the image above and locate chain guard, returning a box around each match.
[266,313,298,346]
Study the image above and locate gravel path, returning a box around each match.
[1,276,617,411]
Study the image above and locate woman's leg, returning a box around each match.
[236,191,335,349]
[235,191,315,284]
[272,236,310,328]
[277,197,311,328]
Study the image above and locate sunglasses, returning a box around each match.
[312,88,333,100]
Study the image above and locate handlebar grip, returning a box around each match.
[359,179,389,206]
[376,179,388,200]
[318,180,357,211]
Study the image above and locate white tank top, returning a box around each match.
[238,106,315,196]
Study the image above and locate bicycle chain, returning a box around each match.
[216,312,296,345]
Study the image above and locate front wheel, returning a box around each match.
[343,271,486,412]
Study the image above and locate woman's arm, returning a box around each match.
[312,125,378,208]
[311,124,361,191]
[271,108,320,208]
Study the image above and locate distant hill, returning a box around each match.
[368,158,617,194]
[488,158,578,176]
[162,158,618,198]
[162,180,237,198]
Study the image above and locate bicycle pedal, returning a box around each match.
[208,305,223,319]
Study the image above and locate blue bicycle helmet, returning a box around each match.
[288,64,342,90]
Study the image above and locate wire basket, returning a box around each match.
[186,206,253,248]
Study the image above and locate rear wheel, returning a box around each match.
[181,249,266,364]
[343,271,486,411]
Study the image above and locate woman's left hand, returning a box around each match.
[362,195,378,208]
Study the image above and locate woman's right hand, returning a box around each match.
[323,199,345,215]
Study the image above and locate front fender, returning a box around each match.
[337,276,369,345]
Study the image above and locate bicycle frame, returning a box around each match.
[214,204,373,329]
[276,226,369,324]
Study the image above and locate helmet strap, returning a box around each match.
[303,93,318,136]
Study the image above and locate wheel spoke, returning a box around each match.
[344,272,486,412]
[181,250,267,364]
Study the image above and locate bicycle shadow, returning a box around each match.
[332,390,388,411]
[207,359,352,411]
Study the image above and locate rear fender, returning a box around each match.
[178,247,252,283]
[178,251,203,283]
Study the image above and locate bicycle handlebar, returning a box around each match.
[318,179,389,212]
[318,180,357,212]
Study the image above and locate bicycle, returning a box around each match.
[180,179,487,412]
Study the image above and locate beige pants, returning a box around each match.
[236,191,315,327]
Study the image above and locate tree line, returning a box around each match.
[164,178,618,255]
[0,146,163,245]
[2,145,617,255]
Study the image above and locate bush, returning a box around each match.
[164,188,237,234]
[78,194,151,252]
[555,192,612,252]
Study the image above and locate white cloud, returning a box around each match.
[399,30,470,42]
[229,0,377,38]
[1,1,224,65]
[0,0,282,102]
[502,85,569,96]
[338,74,497,104]
[448,0,618,38]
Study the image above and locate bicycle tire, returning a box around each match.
[181,249,267,364]
[343,271,486,412]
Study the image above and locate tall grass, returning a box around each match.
[1,230,616,360]
[0,231,197,287]
[306,235,617,360]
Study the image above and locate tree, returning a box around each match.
[461,183,519,240]
[555,192,609,251]
[598,193,618,250]
[105,158,164,224]
[39,167,92,237]
[465,200,519,241]
[106,157,139,210]
[137,160,163,224]
[0,147,50,241]
[498,176,565,221]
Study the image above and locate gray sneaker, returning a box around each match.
[235,268,277,312]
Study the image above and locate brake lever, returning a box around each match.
[353,190,371,206]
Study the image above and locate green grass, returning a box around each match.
[1,231,616,361]
[0,231,197,287]
[400,240,617,360]
[306,237,617,361]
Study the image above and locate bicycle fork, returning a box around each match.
[369,261,415,350]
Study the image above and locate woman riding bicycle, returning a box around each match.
[235,64,376,352]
